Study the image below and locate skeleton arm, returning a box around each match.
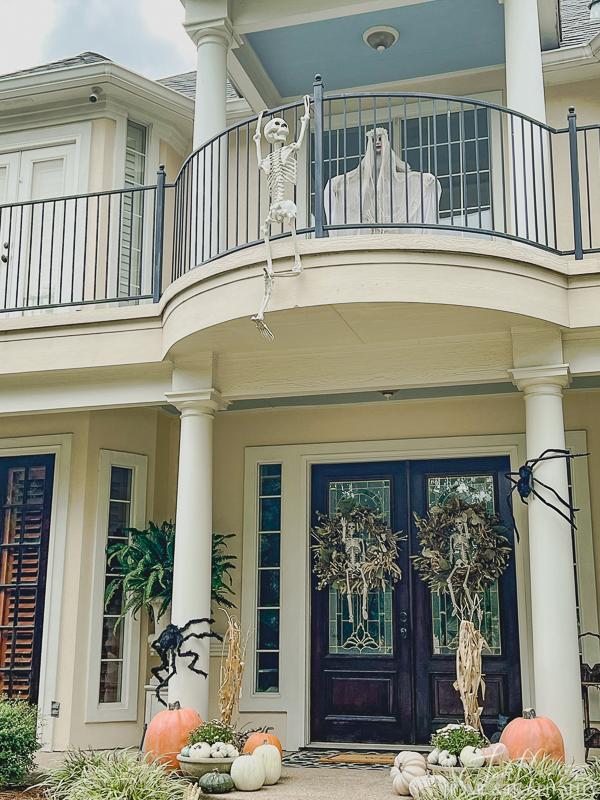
[290,95,311,152]
[253,110,265,165]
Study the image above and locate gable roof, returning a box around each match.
[158,71,240,101]
[559,0,600,46]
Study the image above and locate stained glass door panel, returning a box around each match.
[427,475,501,655]
[328,480,393,655]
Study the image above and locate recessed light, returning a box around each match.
[380,390,396,401]
[363,25,400,54]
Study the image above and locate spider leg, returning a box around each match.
[532,475,580,512]
[505,491,521,543]
[181,629,224,646]
[151,651,175,705]
[178,647,208,677]
[529,487,578,528]
[178,617,215,636]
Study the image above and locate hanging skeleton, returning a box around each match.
[251,95,311,341]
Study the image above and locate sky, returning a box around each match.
[1,0,197,79]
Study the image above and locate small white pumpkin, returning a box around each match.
[231,754,265,791]
[210,741,230,759]
[459,746,485,768]
[253,743,282,785]
[188,741,212,760]
[437,750,457,768]
[427,748,440,766]
[391,752,427,795]
[224,743,240,758]
[409,774,449,799]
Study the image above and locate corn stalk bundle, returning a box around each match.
[218,613,249,725]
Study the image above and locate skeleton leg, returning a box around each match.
[252,219,276,341]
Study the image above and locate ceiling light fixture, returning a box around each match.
[380,390,396,401]
[363,25,399,54]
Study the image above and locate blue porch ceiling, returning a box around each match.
[245,0,505,98]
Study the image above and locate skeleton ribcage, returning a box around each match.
[264,149,297,202]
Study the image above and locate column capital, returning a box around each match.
[510,364,571,395]
[165,389,228,414]
[184,17,240,48]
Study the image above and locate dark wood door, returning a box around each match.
[310,456,521,744]
[311,461,413,744]
[409,457,522,742]
[0,455,55,702]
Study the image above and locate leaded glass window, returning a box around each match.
[427,475,502,656]
[327,479,393,655]
[255,464,281,692]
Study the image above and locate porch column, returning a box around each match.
[164,389,222,716]
[502,0,546,121]
[511,366,584,763]
[187,22,233,149]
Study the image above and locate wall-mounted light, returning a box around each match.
[363,25,399,54]
[380,390,396,401]
[591,0,600,21]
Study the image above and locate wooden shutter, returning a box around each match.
[0,457,54,701]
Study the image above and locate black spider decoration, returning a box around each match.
[150,617,223,705]
[506,448,589,540]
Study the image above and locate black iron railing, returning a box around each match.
[0,78,597,313]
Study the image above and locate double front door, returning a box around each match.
[310,457,521,745]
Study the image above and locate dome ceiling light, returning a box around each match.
[363,25,400,54]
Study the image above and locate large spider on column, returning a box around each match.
[505,448,588,540]
[150,618,222,705]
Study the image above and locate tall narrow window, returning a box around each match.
[87,451,146,722]
[99,466,133,703]
[119,121,147,297]
[255,464,282,693]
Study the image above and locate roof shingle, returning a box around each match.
[158,71,240,101]
[559,0,600,47]
[0,52,110,81]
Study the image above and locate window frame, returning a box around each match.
[85,449,147,723]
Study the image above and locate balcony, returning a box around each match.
[0,83,597,315]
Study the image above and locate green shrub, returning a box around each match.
[0,699,40,788]
[430,723,485,756]
[41,750,186,800]
[188,719,237,746]
[426,757,597,800]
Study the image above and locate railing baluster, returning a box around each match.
[568,107,584,260]
[153,165,166,303]
[313,75,326,238]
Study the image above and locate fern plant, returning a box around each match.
[105,521,236,622]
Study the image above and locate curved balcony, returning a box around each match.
[0,86,597,314]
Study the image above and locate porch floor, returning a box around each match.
[226,767,393,799]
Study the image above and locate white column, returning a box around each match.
[503,0,546,121]
[189,25,232,149]
[164,390,222,716]
[512,366,584,763]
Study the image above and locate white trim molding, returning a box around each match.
[85,449,148,723]
[241,431,596,750]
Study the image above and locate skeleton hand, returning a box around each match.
[300,94,311,124]
[253,110,265,142]
[183,783,202,800]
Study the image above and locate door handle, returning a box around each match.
[400,627,408,639]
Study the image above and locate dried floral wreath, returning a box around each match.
[312,499,404,622]
[412,495,511,732]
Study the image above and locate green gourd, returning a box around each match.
[199,770,235,794]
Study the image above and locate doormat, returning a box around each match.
[282,750,395,770]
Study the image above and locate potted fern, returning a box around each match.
[105,521,237,640]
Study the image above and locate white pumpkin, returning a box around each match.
[459,746,485,768]
[409,774,449,799]
[211,741,230,759]
[427,748,440,766]
[188,742,212,760]
[391,752,427,796]
[437,750,457,768]
[231,754,265,791]
[253,743,282,785]
[224,743,240,759]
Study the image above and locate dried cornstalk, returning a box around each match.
[219,613,249,725]
[454,619,486,734]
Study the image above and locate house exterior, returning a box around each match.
[2,0,600,765]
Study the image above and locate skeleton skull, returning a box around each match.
[264,117,289,144]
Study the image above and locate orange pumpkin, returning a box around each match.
[243,730,283,756]
[500,708,565,763]
[144,701,202,769]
